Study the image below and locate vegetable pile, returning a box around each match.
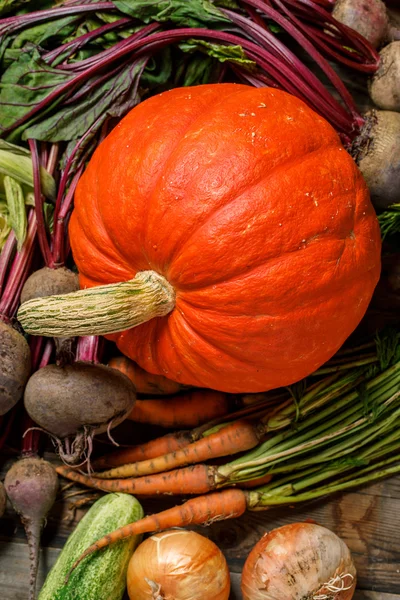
[0,0,399,599]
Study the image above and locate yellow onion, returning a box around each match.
[126,529,230,600]
[241,523,356,600]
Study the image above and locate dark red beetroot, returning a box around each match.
[20,266,79,304]
[332,0,400,48]
[0,481,6,518]
[352,110,400,209]
[369,42,400,112]
[4,457,58,600]
[24,361,136,464]
[0,320,31,416]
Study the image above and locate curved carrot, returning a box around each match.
[66,488,248,580]
[128,390,231,428]
[108,356,187,395]
[92,431,194,470]
[235,473,273,488]
[56,464,216,495]
[95,420,265,479]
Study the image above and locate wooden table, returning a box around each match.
[0,452,399,599]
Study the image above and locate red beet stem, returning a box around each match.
[0,2,115,32]
[28,140,52,267]
[44,17,133,66]
[0,231,17,300]
[0,211,37,319]
[76,336,102,364]
[52,165,84,267]
[269,0,379,72]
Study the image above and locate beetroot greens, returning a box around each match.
[2,0,396,212]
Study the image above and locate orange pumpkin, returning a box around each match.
[68,85,380,392]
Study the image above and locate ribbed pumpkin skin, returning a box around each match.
[70,84,381,393]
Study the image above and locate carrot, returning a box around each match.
[238,473,273,488]
[108,356,187,395]
[92,431,194,470]
[66,488,248,581]
[56,464,216,495]
[128,389,231,428]
[95,420,264,479]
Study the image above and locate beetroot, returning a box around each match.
[0,320,31,416]
[353,110,400,210]
[5,457,58,600]
[0,481,6,518]
[332,0,399,49]
[369,42,400,112]
[21,266,79,304]
[24,362,136,464]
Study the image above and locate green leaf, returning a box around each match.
[112,0,230,27]
[181,53,221,86]
[24,58,147,142]
[0,47,74,139]
[0,0,51,17]
[179,39,256,67]
[3,174,27,249]
[141,49,173,88]
[0,139,30,157]
[0,209,11,250]
[0,148,56,200]
[378,203,400,240]
[10,15,81,50]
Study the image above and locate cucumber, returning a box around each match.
[38,493,144,600]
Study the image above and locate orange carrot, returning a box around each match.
[66,488,248,580]
[95,420,265,479]
[56,464,216,495]
[92,431,194,470]
[128,390,231,428]
[108,356,187,395]
[236,473,273,488]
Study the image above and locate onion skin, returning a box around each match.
[241,523,356,600]
[127,529,230,600]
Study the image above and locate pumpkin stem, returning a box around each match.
[17,270,175,337]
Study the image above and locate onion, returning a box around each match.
[241,523,356,600]
[126,529,230,600]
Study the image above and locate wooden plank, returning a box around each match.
[0,541,398,600]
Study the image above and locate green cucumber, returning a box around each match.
[38,493,144,600]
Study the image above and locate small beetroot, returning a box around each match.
[0,320,31,416]
[5,457,59,600]
[332,0,399,49]
[353,109,400,209]
[20,266,79,304]
[24,362,136,464]
[0,481,6,518]
[369,42,400,112]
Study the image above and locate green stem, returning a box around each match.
[253,460,400,507]
[218,366,400,477]
[17,270,175,337]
